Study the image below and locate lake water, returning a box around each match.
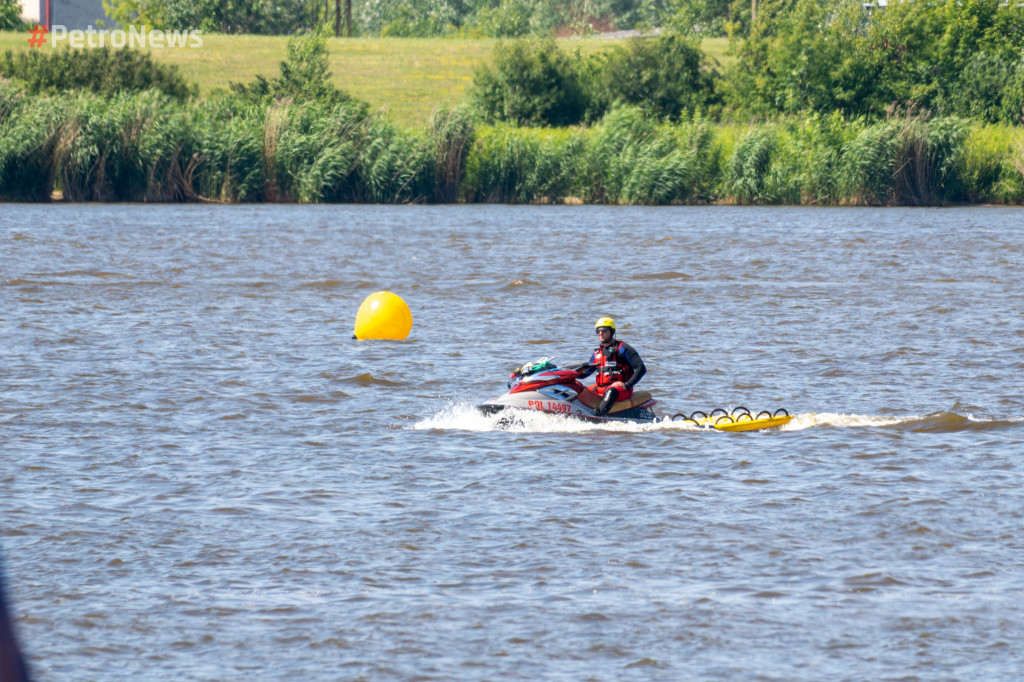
[2,204,1023,680]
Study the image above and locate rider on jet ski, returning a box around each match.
[578,317,647,416]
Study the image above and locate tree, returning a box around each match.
[334,0,353,36]
[665,0,734,36]
[1,0,26,30]
[104,0,312,34]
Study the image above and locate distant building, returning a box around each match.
[17,0,39,22]
[20,0,115,30]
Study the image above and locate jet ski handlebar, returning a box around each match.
[561,361,590,373]
[507,358,590,388]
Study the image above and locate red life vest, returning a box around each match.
[593,342,633,388]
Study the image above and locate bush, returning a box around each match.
[230,31,357,106]
[106,0,310,35]
[724,0,1024,121]
[0,47,197,101]
[667,0,734,37]
[469,38,587,126]
[359,0,462,37]
[725,0,879,117]
[596,34,718,121]
[465,0,533,37]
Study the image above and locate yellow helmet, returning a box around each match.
[594,316,616,331]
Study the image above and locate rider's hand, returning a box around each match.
[609,381,627,392]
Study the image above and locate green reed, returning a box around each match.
[958,123,1024,203]
[0,87,60,201]
[723,125,798,204]
[429,108,476,204]
[0,83,1021,205]
[244,100,436,203]
[188,99,265,202]
[585,106,716,205]
[56,91,165,201]
[463,125,584,204]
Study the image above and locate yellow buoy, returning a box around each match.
[353,291,412,340]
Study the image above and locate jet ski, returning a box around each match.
[476,357,796,430]
[476,358,658,423]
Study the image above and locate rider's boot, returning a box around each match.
[594,388,619,417]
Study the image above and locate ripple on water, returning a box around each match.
[4,204,1024,680]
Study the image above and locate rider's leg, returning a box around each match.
[594,387,619,417]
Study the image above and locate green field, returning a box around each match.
[0,32,731,127]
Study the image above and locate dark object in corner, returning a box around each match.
[0,555,29,682]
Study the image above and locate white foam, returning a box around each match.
[412,402,704,434]
[779,412,916,431]
[412,405,961,434]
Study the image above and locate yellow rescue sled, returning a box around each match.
[672,407,793,432]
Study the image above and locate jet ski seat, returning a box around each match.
[577,388,654,414]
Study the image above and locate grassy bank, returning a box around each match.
[1,86,1020,205]
[0,32,731,127]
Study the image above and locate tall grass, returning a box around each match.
[55,91,173,201]
[723,125,801,204]
[0,84,450,203]
[463,125,584,203]
[189,99,264,202]
[0,87,60,201]
[959,123,1024,203]
[464,106,717,204]
[585,107,716,205]
[0,83,1021,205]
[791,112,852,204]
[430,108,475,203]
[837,117,969,206]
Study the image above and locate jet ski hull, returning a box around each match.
[477,389,657,424]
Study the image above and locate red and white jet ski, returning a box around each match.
[477,358,658,423]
